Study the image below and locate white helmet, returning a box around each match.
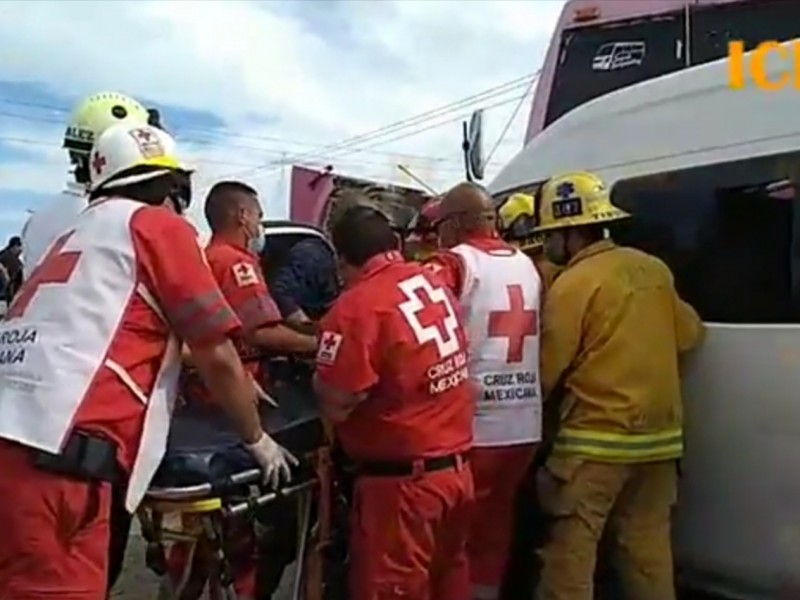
[89,123,191,193]
[63,92,151,156]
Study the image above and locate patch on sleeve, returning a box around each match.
[232,262,259,287]
[317,331,344,366]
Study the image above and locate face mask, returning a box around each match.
[248,222,265,254]
[543,231,569,266]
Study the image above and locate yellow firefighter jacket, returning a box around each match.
[532,253,562,296]
[540,240,705,463]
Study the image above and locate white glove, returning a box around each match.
[246,432,299,489]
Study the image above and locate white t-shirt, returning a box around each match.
[21,183,86,279]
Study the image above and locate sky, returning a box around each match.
[0,0,565,243]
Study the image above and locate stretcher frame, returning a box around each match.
[138,447,334,600]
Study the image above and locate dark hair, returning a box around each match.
[332,205,398,267]
[8,236,21,248]
[89,168,190,206]
[204,180,259,232]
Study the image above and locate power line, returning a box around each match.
[211,83,537,182]
[484,74,539,167]
[0,71,535,164]
[0,134,468,175]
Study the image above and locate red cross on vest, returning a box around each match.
[92,153,107,176]
[7,231,81,319]
[488,284,537,364]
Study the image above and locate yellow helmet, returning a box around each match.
[537,171,630,233]
[498,192,544,252]
[63,92,150,155]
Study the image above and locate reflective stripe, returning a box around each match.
[236,295,279,330]
[554,428,683,462]
[103,284,167,406]
[472,583,500,600]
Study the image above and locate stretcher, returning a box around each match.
[137,367,337,600]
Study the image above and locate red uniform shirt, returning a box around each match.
[183,237,282,402]
[71,206,241,473]
[315,251,473,462]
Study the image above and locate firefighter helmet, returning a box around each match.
[497,192,543,252]
[63,92,151,155]
[536,171,630,233]
[89,123,190,192]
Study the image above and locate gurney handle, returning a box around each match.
[225,479,317,517]
[147,468,265,501]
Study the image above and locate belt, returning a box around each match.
[356,452,466,478]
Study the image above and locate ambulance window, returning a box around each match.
[610,163,800,324]
[545,11,686,126]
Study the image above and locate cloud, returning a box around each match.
[0,0,564,241]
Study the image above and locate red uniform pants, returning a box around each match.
[0,440,112,600]
[349,459,474,600]
[468,444,537,600]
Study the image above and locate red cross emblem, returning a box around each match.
[488,284,538,363]
[317,331,343,365]
[7,231,81,319]
[397,275,460,359]
[321,333,338,352]
[92,153,106,176]
[410,287,452,339]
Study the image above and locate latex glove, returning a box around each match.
[252,378,278,408]
[246,432,299,489]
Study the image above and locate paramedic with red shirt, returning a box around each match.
[0,124,294,600]
[169,180,315,600]
[203,180,317,362]
[425,182,542,600]
[314,204,475,600]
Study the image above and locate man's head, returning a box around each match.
[536,171,631,265]
[6,236,21,257]
[331,204,399,286]
[437,181,497,248]
[204,181,264,253]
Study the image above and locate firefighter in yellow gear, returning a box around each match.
[533,171,705,600]
[497,192,562,294]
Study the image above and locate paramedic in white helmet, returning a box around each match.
[21,92,156,278]
[0,122,296,599]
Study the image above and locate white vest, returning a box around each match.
[450,242,542,447]
[22,183,87,279]
[0,198,181,511]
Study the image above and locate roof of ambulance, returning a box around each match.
[489,42,800,196]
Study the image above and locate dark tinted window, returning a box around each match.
[609,161,800,324]
[690,0,800,65]
[545,11,686,126]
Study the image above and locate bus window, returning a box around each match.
[610,162,800,324]
[545,11,686,127]
[690,0,800,65]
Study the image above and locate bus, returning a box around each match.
[526,0,800,142]
[489,9,800,598]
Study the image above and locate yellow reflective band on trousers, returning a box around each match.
[553,428,683,462]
